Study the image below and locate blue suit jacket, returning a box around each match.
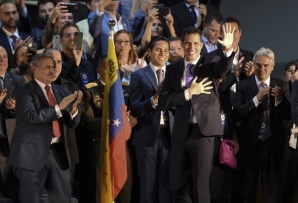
[8,80,80,171]
[0,28,31,63]
[129,65,172,147]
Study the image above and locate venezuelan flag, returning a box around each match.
[100,35,132,202]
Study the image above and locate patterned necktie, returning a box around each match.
[189,5,197,24]
[0,77,5,137]
[186,63,194,88]
[45,85,61,138]
[156,69,164,85]
[10,35,17,50]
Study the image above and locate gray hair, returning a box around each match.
[253,47,275,66]
[30,53,54,68]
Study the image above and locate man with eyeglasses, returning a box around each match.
[168,37,185,64]
[59,22,96,89]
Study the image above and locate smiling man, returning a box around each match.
[158,25,234,203]
[129,36,173,203]
[233,48,291,203]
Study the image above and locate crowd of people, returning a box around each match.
[0,0,297,203]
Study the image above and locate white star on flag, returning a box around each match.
[113,119,121,127]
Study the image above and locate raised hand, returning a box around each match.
[71,45,84,67]
[164,12,174,28]
[217,23,235,50]
[271,85,282,103]
[198,4,207,18]
[98,0,112,12]
[189,76,213,96]
[58,92,78,110]
[141,0,158,12]
[50,2,68,24]
[245,61,254,77]
[148,8,159,23]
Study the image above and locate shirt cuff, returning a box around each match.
[96,8,104,16]
[21,6,28,17]
[185,89,190,101]
[253,96,261,107]
[222,48,234,58]
[55,104,63,118]
[151,96,157,108]
[135,8,146,17]
[70,109,78,120]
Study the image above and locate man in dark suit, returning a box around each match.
[129,36,173,203]
[8,53,83,203]
[158,24,234,203]
[218,17,254,102]
[0,46,24,201]
[233,47,292,203]
[0,0,33,62]
[170,0,217,38]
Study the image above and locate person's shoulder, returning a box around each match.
[170,1,185,10]
[240,47,254,59]
[237,75,254,87]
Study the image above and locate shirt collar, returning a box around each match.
[202,35,217,46]
[2,27,19,38]
[255,75,270,87]
[184,56,201,70]
[0,73,5,80]
[185,1,200,8]
[150,62,166,74]
[105,11,122,23]
[35,78,51,91]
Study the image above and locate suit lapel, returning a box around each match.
[4,72,13,99]
[269,77,276,112]
[144,65,158,91]
[32,80,50,107]
[249,76,259,99]
[51,84,63,104]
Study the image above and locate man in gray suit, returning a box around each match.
[8,53,82,203]
[0,46,24,201]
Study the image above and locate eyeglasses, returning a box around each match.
[287,69,295,74]
[115,40,131,46]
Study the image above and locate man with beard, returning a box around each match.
[30,0,56,49]
[0,0,34,63]
[59,22,96,89]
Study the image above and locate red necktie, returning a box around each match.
[45,85,61,138]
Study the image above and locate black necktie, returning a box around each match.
[10,35,17,50]
[189,5,197,24]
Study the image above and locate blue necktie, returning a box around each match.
[189,5,197,24]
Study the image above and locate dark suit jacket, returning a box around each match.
[129,65,172,147]
[233,76,291,160]
[171,2,217,37]
[8,80,80,171]
[158,51,234,143]
[0,28,30,63]
[0,72,24,157]
[81,80,104,167]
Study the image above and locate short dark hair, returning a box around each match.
[98,54,107,65]
[221,17,241,30]
[204,11,223,25]
[181,27,202,42]
[43,48,59,54]
[0,0,17,8]
[37,0,56,11]
[148,36,169,50]
[60,22,80,37]
[31,53,54,68]
[168,37,182,43]
[85,0,92,5]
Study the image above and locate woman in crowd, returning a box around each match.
[10,45,33,83]
[281,61,298,203]
[209,76,239,203]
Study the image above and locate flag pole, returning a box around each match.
[108,19,116,203]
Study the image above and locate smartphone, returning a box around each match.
[61,3,78,13]
[155,7,170,17]
[74,32,83,50]
[27,42,37,55]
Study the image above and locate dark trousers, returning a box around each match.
[170,124,215,203]
[134,128,172,203]
[243,139,277,203]
[283,147,298,203]
[15,144,71,203]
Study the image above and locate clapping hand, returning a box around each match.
[218,23,235,50]
[70,90,83,114]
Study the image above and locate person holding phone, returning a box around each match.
[59,22,96,89]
